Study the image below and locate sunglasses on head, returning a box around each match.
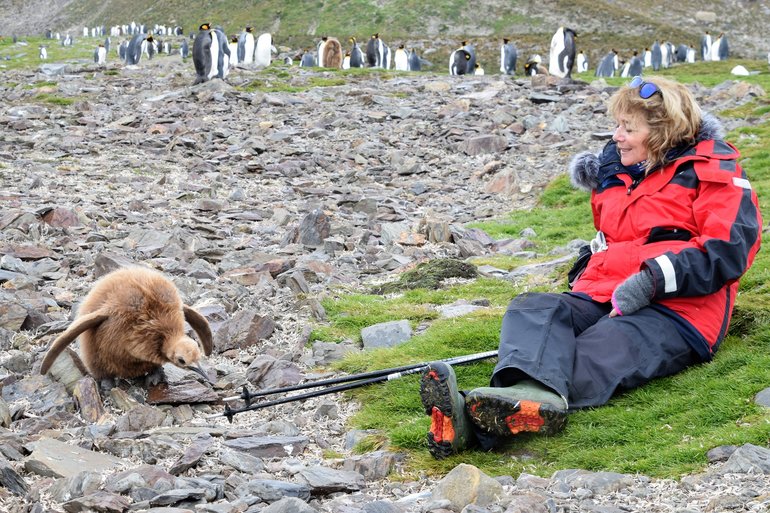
[629,76,661,99]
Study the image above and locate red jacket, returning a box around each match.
[569,117,762,355]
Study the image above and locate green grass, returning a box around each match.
[312,63,770,480]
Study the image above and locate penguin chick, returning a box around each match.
[40,266,213,384]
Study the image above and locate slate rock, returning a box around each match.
[296,465,365,494]
[222,435,309,458]
[0,457,29,496]
[218,448,265,474]
[298,209,331,247]
[93,252,136,279]
[25,438,123,479]
[245,354,305,390]
[168,433,214,475]
[720,443,770,474]
[342,450,397,480]
[239,479,311,502]
[361,320,412,350]
[61,490,130,513]
[262,497,317,513]
[455,135,509,156]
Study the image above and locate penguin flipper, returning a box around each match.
[40,311,109,374]
[183,305,213,355]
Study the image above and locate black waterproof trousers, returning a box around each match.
[490,292,702,409]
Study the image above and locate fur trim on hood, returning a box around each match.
[569,112,725,192]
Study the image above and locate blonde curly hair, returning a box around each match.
[608,76,702,173]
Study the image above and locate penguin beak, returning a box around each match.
[189,362,215,384]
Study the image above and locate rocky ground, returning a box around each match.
[0,53,769,512]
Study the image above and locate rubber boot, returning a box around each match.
[419,361,475,458]
[465,379,568,437]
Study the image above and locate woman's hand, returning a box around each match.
[610,269,655,317]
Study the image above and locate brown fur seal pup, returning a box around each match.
[40,266,213,383]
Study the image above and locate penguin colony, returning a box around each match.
[43,21,735,83]
[40,267,213,383]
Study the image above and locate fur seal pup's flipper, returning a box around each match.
[183,306,213,356]
[40,311,109,375]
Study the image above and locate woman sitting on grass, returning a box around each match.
[419,75,763,458]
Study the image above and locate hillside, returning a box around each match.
[1,0,769,68]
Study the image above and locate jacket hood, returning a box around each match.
[569,112,725,192]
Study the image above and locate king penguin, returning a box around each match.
[228,35,239,66]
[700,31,712,61]
[317,36,329,67]
[365,33,390,68]
[192,23,215,84]
[349,37,364,68]
[125,33,147,64]
[460,41,476,74]
[214,27,231,78]
[94,43,107,65]
[342,51,351,69]
[394,44,408,71]
[627,51,643,77]
[474,63,485,75]
[524,54,548,76]
[144,34,156,60]
[39,45,47,60]
[449,48,471,75]
[686,45,695,63]
[238,26,255,64]
[594,50,617,77]
[675,44,688,63]
[407,48,421,71]
[365,33,378,67]
[650,41,662,71]
[548,27,577,78]
[300,49,316,67]
[712,33,728,61]
[661,42,673,68]
[500,38,517,75]
[576,50,588,73]
[180,39,189,60]
[642,47,651,67]
[254,33,275,68]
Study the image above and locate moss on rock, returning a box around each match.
[374,258,478,294]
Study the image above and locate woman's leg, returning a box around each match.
[568,307,700,409]
[465,293,609,440]
[491,292,610,400]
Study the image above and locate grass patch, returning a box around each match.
[35,93,74,105]
[314,63,770,480]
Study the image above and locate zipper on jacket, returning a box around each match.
[626,178,641,195]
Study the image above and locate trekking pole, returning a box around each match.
[207,349,498,422]
[221,349,500,403]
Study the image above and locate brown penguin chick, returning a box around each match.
[40,266,213,383]
[323,37,343,68]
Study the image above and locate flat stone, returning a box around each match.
[361,320,412,350]
[297,465,365,494]
[239,479,311,502]
[222,435,309,458]
[25,437,123,479]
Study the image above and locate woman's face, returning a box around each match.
[613,113,650,166]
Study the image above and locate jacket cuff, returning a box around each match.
[644,256,677,299]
